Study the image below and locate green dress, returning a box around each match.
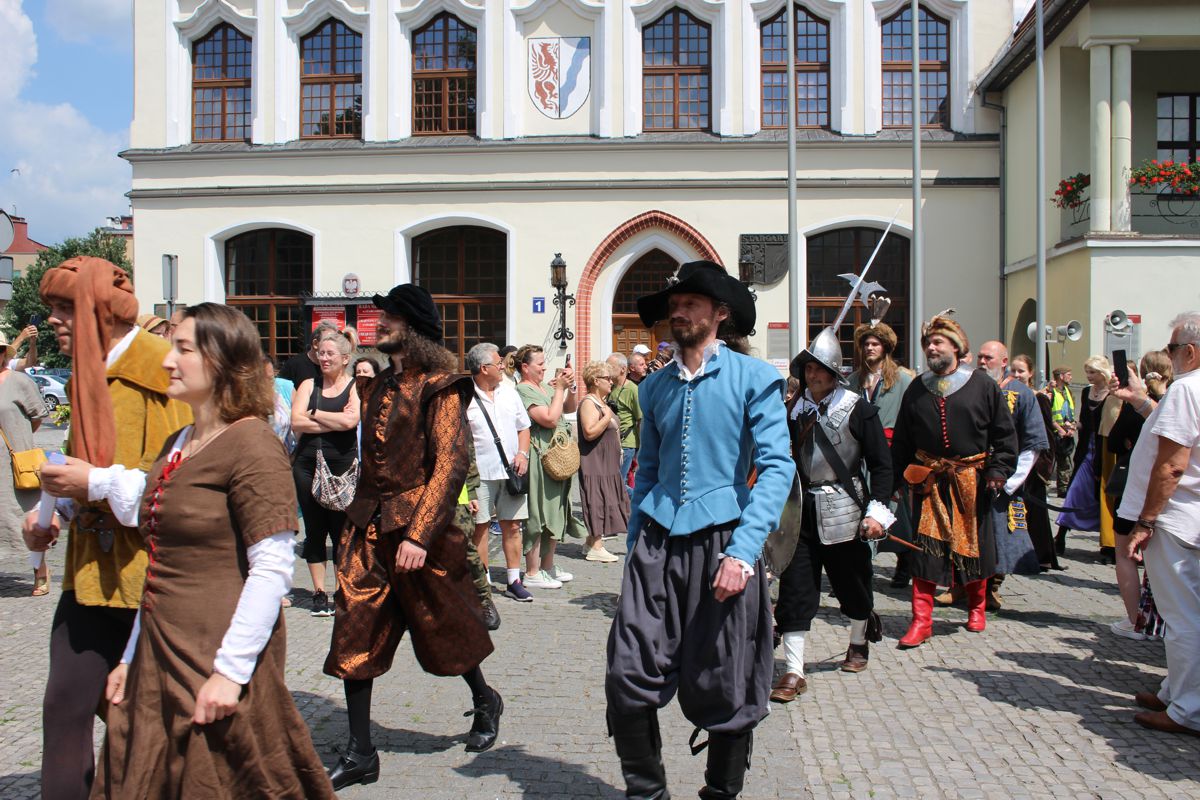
[516,382,587,550]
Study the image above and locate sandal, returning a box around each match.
[31,570,50,597]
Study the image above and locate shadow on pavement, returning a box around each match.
[569,591,618,619]
[0,570,48,599]
[927,646,1200,781]
[454,745,623,799]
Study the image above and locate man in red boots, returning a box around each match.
[890,312,1017,647]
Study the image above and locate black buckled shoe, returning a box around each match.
[328,741,380,791]
[465,688,503,753]
[481,596,502,631]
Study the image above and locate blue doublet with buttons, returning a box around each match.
[628,346,795,565]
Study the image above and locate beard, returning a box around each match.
[670,317,715,350]
[979,364,1005,383]
[927,352,956,374]
[865,353,883,370]
[376,324,408,355]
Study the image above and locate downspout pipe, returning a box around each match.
[980,92,1007,345]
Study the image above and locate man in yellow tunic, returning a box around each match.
[23,257,190,800]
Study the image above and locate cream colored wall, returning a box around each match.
[1131,50,1197,165]
[1087,0,1200,39]
[1090,247,1200,351]
[1004,246,1091,369]
[519,4,598,137]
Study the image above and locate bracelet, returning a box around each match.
[1137,398,1152,416]
[1136,517,1156,532]
[517,451,529,458]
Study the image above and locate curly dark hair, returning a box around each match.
[388,319,459,373]
[184,303,274,422]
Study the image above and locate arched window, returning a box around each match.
[413,226,505,364]
[225,229,313,360]
[643,9,710,131]
[412,13,477,135]
[761,5,830,129]
[881,6,949,128]
[806,227,910,369]
[612,249,679,354]
[192,23,253,142]
[300,19,363,138]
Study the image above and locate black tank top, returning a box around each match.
[296,378,357,460]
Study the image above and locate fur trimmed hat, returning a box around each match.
[920,310,969,356]
[853,321,898,355]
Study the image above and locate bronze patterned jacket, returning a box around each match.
[346,365,472,548]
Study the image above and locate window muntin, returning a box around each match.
[412,12,477,135]
[761,5,830,129]
[1157,94,1200,165]
[643,9,711,132]
[225,229,313,361]
[413,226,506,365]
[881,6,949,129]
[192,23,253,142]
[301,19,363,139]
[614,250,680,314]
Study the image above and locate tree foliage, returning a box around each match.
[2,230,132,369]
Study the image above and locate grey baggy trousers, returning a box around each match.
[605,520,774,735]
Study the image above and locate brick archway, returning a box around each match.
[575,211,722,362]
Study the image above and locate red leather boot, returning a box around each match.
[965,580,987,632]
[899,579,937,648]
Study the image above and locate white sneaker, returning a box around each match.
[1109,618,1148,641]
[523,570,563,589]
[585,546,620,563]
[549,565,574,583]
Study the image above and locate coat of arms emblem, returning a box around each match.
[528,37,590,119]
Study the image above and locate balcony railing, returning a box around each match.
[1062,191,1200,238]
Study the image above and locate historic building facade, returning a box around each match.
[127,0,1016,368]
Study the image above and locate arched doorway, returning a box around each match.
[806,226,910,370]
[611,249,678,354]
[412,225,506,366]
[225,228,313,361]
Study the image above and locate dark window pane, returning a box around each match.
[300,19,362,139]
[414,226,506,368]
[225,229,313,360]
[413,13,477,135]
[642,10,710,132]
[614,250,680,315]
[192,24,253,142]
[881,6,949,129]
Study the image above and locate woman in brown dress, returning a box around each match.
[94,304,335,799]
[577,361,627,562]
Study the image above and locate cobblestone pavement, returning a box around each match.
[1,428,1196,798]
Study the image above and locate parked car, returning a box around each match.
[31,374,68,411]
[27,366,71,381]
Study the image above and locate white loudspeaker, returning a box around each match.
[1027,322,1054,342]
[1108,309,1129,331]
[1058,320,1083,342]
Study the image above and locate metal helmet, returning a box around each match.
[789,326,846,385]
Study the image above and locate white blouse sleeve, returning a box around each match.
[211,531,296,685]
[120,607,142,665]
[88,465,149,528]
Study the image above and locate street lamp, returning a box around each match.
[550,253,575,350]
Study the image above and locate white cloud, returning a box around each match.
[0,0,37,101]
[0,0,130,243]
[44,0,130,48]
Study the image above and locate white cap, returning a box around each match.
[632,344,651,355]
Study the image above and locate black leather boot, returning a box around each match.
[890,552,911,588]
[609,708,670,800]
[697,731,752,799]
[328,737,380,791]
[481,595,502,631]
[465,688,503,753]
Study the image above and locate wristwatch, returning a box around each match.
[517,451,529,458]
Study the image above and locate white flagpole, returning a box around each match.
[787,2,801,354]
[910,0,924,367]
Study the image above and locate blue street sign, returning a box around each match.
[533,297,546,314]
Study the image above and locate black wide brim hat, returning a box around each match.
[372,283,444,343]
[636,260,756,336]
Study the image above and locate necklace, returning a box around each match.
[182,422,232,459]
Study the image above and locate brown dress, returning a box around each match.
[93,420,336,799]
[578,395,631,538]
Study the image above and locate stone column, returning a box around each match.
[1110,42,1135,231]
[1087,42,1112,232]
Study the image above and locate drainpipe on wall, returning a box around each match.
[981,92,1007,344]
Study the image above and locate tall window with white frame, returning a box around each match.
[642,9,711,132]
[881,5,949,129]
[300,19,363,139]
[225,229,313,362]
[413,226,506,367]
[412,13,477,135]
[761,4,830,129]
[192,23,252,142]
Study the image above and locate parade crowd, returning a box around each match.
[9,256,1200,799]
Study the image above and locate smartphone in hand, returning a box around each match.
[565,354,572,369]
[1112,349,1129,387]
[28,314,42,326]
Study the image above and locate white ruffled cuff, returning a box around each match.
[865,499,896,530]
[717,553,756,578]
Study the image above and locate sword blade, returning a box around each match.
[832,204,903,330]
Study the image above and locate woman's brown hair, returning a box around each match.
[184,303,274,423]
[514,345,544,378]
[1140,349,1173,400]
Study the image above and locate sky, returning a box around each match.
[0,0,133,246]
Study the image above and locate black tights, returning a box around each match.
[343,667,490,752]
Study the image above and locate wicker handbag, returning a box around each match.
[540,428,580,481]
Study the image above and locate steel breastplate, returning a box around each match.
[802,391,863,484]
[921,364,973,398]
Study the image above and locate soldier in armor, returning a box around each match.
[891,313,1018,647]
[770,328,894,702]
